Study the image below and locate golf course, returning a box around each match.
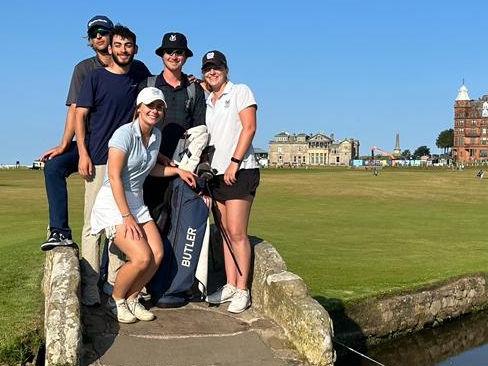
[1,166,487,364]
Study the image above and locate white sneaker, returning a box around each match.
[227,289,251,314]
[127,298,155,321]
[106,297,137,324]
[206,284,237,304]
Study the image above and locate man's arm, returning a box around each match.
[74,106,93,180]
[40,104,77,161]
[192,83,207,127]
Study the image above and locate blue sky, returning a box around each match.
[1,0,488,165]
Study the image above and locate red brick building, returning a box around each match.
[453,84,488,162]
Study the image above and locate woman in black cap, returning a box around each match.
[201,50,260,314]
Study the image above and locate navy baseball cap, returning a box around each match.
[87,15,114,33]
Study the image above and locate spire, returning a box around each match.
[455,83,470,101]
[393,133,401,156]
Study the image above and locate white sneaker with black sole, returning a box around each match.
[227,289,251,314]
[206,284,237,304]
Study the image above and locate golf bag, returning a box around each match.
[147,177,211,306]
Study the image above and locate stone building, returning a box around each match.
[452,84,488,162]
[268,131,359,167]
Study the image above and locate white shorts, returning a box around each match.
[90,186,153,239]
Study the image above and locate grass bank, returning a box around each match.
[1,166,488,363]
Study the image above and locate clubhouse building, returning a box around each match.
[267,131,360,167]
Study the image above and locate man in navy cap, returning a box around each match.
[86,15,114,31]
[40,15,116,253]
[39,15,150,306]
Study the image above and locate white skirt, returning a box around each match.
[91,186,153,239]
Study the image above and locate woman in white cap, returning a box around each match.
[201,50,260,313]
[91,87,196,323]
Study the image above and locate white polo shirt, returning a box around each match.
[205,81,259,174]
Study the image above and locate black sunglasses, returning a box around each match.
[202,65,224,73]
[89,28,110,39]
[164,49,185,56]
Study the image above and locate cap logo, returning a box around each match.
[206,52,215,60]
[169,34,177,42]
[88,18,109,28]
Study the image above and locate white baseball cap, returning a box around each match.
[136,87,167,107]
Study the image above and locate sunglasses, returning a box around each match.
[89,28,110,39]
[164,49,185,56]
[202,65,224,73]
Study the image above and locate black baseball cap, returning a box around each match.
[201,50,228,70]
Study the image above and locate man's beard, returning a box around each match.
[112,53,134,67]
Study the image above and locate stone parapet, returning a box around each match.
[340,274,488,343]
[42,246,81,366]
[251,239,336,366]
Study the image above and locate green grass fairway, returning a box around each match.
[249,167,488,309]
[0,169,84,364]
[1,166,488,362]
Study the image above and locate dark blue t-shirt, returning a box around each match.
[77,66,151,165]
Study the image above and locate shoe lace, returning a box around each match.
[127,299,142,313]
[49,232,60,241]
[222,284,235,292]
[119,300,132,313]
[234,289,248,300]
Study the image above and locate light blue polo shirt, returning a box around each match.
[103,120,161,192]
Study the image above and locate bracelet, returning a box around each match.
[231,157,241,164]
[121,212,131,218]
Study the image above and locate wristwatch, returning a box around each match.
[231,157,241,164]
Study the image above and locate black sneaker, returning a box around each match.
[40,232,75,251]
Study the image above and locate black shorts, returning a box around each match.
[210,169,260,201]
